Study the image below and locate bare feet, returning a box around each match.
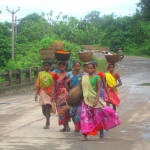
[80,135,87,141]
[60,128,66,132]
[43,125,49,129]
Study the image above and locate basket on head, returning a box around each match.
[51,42,63,50]
[55,51,71,61]
[66,86,83,107]
[77,52,93,62]
[39,48,55,60]
[105,55,120,63]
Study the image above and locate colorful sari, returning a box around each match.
[55,73,70,125]
[104,72,120,106]
[78,74,121,135]
[66,71,82,131]
[35,71,56,113]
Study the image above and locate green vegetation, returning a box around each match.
[0,0,150,72]
[138,83,150,86]
[92,56,107,72]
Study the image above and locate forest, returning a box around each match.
[0,0,150,71]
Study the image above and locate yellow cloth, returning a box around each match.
[82,75,106,108]
[105,72,118,93]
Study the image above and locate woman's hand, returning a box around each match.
[107,95,111,102]
[111,86,116,91]
[93,100,98,107]
[35,94,38,101]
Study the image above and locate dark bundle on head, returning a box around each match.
[43,60,51,66]
[58,61,66,66]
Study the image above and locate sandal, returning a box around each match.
[99,130,106,139]
[60,128,66,132]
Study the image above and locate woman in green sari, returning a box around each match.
[35,61,58,129]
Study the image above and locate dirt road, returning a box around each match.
[0,55,150,150]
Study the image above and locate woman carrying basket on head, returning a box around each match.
[35,60,58,129]
[104,63,122,111]
[78,62,121,141]
[55,61,71,132]
[62,62,82,134]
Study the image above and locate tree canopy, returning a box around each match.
[0,0,150,70]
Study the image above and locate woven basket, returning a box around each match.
[105,55,120,63]
[39,48,55,60]
[66,86,83,106]
[55,51,71,61]
[77,52,93,62]
[51,42,63,50]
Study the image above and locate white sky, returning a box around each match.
[0,0,139,22]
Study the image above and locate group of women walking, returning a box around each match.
[35,60,122,141]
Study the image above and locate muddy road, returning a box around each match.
[0,55,150,150]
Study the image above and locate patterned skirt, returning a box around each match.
[78,100,121,135]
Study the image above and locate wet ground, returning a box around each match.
[0,55,150,150]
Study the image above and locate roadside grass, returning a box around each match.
[137,83,150,86]
[92,56,107,72]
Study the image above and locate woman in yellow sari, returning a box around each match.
[35,60,58,129]
[105,63,122,111]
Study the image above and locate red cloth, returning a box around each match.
[113,73,120,80]
[75,122,81,131]
[50,72,59,81]
[85,124,103,136]
[97,72,105,79]
[104,87,120,106]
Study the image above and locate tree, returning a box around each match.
[0,23,11,67]
[136,0,150,20]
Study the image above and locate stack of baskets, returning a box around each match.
[77,51,93,63]
[39,42,64,60]
[105,55,120,63]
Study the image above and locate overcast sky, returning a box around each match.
[0,0,140,22]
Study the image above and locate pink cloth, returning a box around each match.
[104,87,120,106]
[78,100,121,134]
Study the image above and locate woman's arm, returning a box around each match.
[62,76,69,91]
[93,78,100,107]
[111,77,122,91]
[115,78,122,87]
[35,87,40,101]
[102,78,110,98]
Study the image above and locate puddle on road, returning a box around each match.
[140,133,150,139]
[0,102,22,105]
[120,130,127,133]
[137,83,150,86]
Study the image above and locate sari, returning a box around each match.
[35,71,56,114]
[104,72,120,106]
[97,72,105,100]
[78,74,121,135]
[66,71,82,131]
[55,73,70,125]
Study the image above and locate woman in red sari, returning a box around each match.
[55,61,71,132]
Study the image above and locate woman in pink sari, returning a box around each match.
[78,62,121,141]
[55,61,71,132]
